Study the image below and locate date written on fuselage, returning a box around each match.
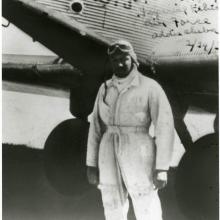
[186,39,218,55]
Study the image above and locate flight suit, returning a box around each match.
[86,67,174,220]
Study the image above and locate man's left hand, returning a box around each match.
[153,170,168,190]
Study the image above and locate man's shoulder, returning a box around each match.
[138,73,160,88]
[105,78,113,87]
[97,79,113,96]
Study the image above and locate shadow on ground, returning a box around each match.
[3,144,104,220]
[3,143,187,220]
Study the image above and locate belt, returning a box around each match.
[106,125,148,133]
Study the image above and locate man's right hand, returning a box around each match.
[87,166,99,186]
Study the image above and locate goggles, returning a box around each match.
[107,43,132,55]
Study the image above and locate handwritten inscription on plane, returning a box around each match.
[92,0,218,56]
[93,0,148,10]
[148,0,218,56]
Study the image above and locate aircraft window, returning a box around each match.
[70,0,84,14]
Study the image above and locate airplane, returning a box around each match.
[2,0,218,219]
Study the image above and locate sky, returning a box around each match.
[2,18,70,149]
[2,18,55,56]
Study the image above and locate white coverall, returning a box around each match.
[86,67,174,220]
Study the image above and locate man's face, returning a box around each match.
[110,53,133,78]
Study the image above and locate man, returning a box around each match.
[86,39,174,220]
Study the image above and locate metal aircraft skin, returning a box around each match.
[2,0,218,219]
[2,0,218,113]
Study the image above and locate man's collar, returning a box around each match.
[107,65,140,88]
[129,66,140,87]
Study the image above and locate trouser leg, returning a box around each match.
[129,189,162,220]
[99,185,129,220]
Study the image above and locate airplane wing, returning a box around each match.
[2,0,111,78]
[2,54,80,89]
[3,0,218,69]
[2,0,114,118]
[3,0,218,129]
